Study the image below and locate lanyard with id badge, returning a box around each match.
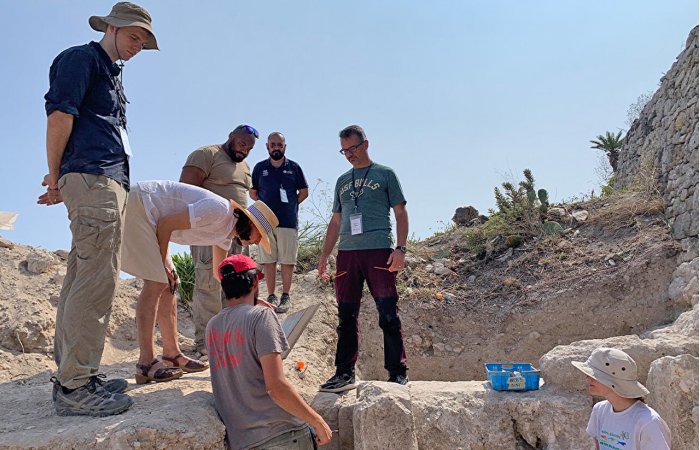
[349,164,373,235]
[113,69,132,157]
[270,163,290,204]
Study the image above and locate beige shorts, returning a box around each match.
[257,227,299,265]
[121,190,169,283]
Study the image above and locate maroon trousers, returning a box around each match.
[333,248,407,376]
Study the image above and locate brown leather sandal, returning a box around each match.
[135,359,184,384]
[161,353,209,373]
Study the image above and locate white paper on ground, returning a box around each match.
[0,212,18,230]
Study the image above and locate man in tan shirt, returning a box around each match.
[179,124,258,353]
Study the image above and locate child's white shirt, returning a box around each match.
[586,400,671,450]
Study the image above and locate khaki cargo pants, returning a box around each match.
[191,241,247,347]
[55,173,127,389]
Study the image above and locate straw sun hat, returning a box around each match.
[89,2,159,50]
[571,347,650,398]
[230,200,279,255]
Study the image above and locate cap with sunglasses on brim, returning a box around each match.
[230,199,279,255]
[233,124,260,139]
[218,254,264,281]
[571,347,650,398]
[89,2,159,50]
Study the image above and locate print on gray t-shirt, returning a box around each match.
[332,163,406,251]
[206,304,304,450]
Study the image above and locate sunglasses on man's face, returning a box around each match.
[339,141,365,155]
[235,125,260,139]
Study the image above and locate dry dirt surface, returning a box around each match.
[356,193,692,380]
[0,191,695,449]
[0,240,339,449]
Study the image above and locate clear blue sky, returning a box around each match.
[1,1,697,252]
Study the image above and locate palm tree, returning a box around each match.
[590,130,625,172]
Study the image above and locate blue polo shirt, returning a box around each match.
[251,158,308,229]
[45,41,130,189]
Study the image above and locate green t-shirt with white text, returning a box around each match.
[332,163,406,250]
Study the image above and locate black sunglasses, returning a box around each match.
[234,125,260,139]
[339,141,365,155]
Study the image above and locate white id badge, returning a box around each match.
[350,213,363,235]
[119,127,132,157]
[280,187,289,203]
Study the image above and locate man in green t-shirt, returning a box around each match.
[317,125,409,392]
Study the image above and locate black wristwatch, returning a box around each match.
[395,245,407,253]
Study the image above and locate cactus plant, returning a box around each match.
[542,221,564,235]
[527,189,537,204]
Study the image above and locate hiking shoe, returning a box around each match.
[388,373,409,385]
[51,375,128,402]
[93,374,128,394]
[275,293,291,314]
[54,377,133,417]
[266,294,279,306]
[319,372,356,393]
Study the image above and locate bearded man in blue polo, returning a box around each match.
[250,131,309,314]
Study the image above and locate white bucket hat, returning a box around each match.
[572,347,649,398]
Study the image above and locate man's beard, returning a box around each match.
[270,150,284,161]
[230,152,246,162]
[224,143,246,162]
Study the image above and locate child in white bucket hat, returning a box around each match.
[572,347,671,450]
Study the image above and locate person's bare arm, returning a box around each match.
[212,245,228,280]
[317,212,341,278]
[156,210,191,283]
[386,203,408,272]
[179,166,207,187]
[297,188,309,204]
[39,111,73,206]
[594,439,599,450]
[260,353,332,445]
[249,188,259,201]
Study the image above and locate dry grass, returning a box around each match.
[586,191,666,229]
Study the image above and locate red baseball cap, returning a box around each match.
[218,254,264,280]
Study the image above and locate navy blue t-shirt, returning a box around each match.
[251,158,308,229]
[45,41,130,189]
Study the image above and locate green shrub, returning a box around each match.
[296,220,326,273]
[295,179,333,273]
[172,252,195,308]
[601,174,615,197]
[489,169,551,237]
[465,169,558,259]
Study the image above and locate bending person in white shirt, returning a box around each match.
[121,180,278,384]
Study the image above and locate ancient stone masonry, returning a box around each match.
[616,26,699,306]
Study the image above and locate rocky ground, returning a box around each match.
[356,192,695,381]
[0,190,697,449]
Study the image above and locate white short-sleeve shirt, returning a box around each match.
[134,180,235,250]
[586,400,671,450]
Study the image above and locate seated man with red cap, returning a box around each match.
[207,254,332,450]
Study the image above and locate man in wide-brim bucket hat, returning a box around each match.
[39,1,159,418]
[89,2,159,50]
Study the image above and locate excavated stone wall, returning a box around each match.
[616,26,699,306]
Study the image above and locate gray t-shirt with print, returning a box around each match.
[206,304,304,450]
[332,163,406,251]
